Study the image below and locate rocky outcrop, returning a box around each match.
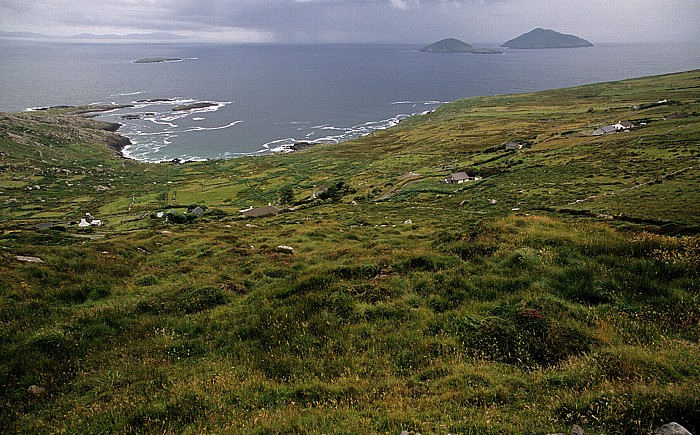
[655,422,693,435]
[172,102,218,111]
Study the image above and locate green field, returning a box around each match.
[1,71,699,434]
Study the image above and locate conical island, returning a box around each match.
[421,38,502,54]
[501,28,593,49]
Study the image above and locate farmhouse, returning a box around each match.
[592,125,617,136]
[444,172,481,184]
[505,141,523,150]
[240,205,280,218]
[78,213,101,227]
[592,121,633,136]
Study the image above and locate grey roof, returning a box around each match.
[241,205,280,218]
[448,172,471,181]
[593,125,617,135]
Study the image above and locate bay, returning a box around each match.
[1,40,699,162]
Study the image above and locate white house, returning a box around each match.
[444,172,481,184]
[78,213,101,227]
[613,121,633,131]
[593,121,633,136]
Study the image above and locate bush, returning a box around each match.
[459,301,597,368]
[176,286,228,314]
[137,274,158,286]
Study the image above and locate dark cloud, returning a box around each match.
[1,0,698,43]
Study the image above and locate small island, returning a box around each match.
[501,28,593,49]
[133,57,182,64]
[172,102,219,111]
[421,38,502,54]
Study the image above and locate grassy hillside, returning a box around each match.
[1,71,699,434]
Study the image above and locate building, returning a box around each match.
[614,121,633,131]
[505,141,523,150]
[593,121,633,136]
[592,125,618,136]
[78,213,101,227]
[444,172,481,184]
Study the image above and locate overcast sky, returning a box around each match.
[1,0,699,44]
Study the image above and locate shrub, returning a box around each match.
[460,302,596,368]
[176,286,228,314]
[137,274,158,286]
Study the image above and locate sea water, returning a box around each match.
[1,40,698,162]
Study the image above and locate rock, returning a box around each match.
[16,256,44,263]
[571,425,585,435]
[27,385,46,396]
[276,245,294,254]
[172,102,218,111]
[403,219,413,225]
[490,199,498,204]
[654,422,692,435]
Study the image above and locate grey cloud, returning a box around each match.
[1,0,698,43]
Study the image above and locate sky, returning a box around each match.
[1,0,699,44]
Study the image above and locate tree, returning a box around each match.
[278,186,295,205]
[318,181,356,202]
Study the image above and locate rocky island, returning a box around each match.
[501,28,593,49]
[133,57,182,64]
[421,38,502,54]
[172,102,219,111]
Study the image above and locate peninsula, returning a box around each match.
[501,28,593,49]
[421,38,502,54]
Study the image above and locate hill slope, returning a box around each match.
[0,71,699,434]
[502,28,593,49]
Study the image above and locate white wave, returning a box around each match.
[391,100,447,105]
[142,116,179,128]
[181,121,242,133]
[112,91,144,97]
[261,138,299,153]
[193,117,205,121]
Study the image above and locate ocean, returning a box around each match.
[1,40,699,162]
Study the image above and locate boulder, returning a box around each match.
[654,422,692,435]
[16,256,44,263]
[27,385,46,396]
[276,245,294,254]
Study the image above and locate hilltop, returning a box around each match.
[0,71,699,434]
[502,28,593,49]
[421,38,502,54]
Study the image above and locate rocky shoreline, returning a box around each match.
[16,104,324,163]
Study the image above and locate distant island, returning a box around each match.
[501,28,593,49]
[134,57,182,64]
[421,38,502,54]
[0,30,185,41]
